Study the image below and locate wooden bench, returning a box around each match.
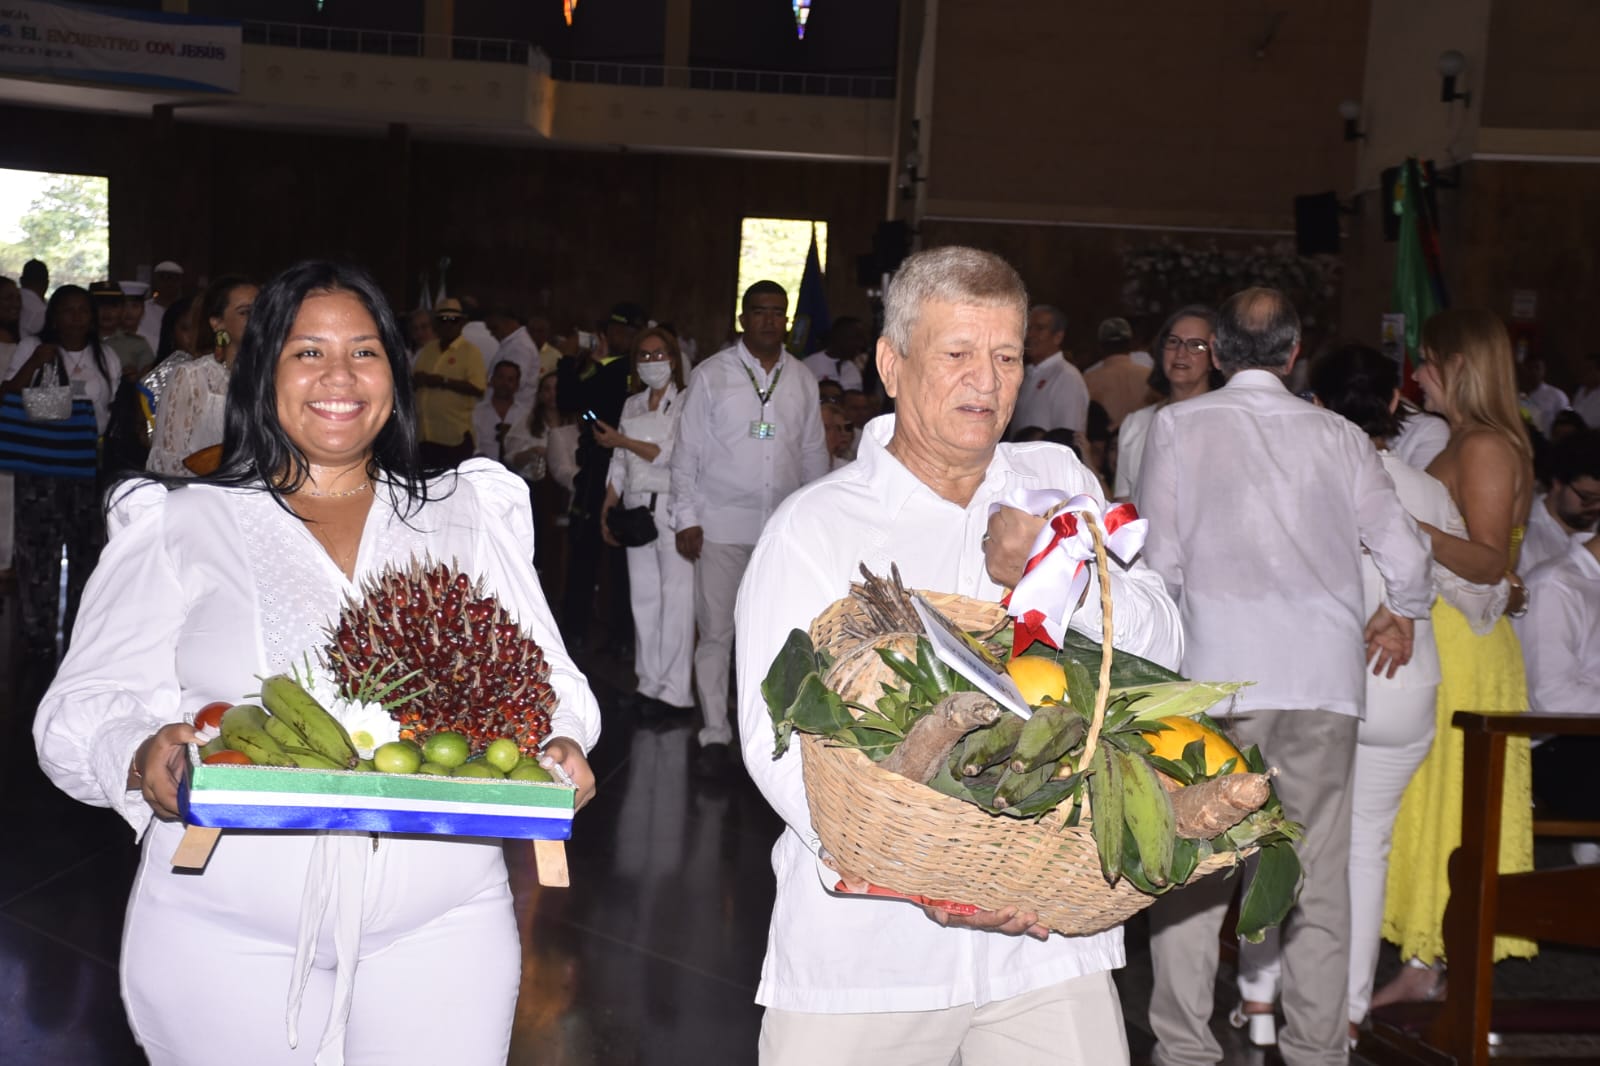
[1364,711,1600,1066]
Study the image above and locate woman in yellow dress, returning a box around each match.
[1375,308,1537,1006]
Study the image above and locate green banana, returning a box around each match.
[952,714,1024,777]
[1007,704,1087,775]
[1087,746,1124,884]
[993,760,1057,812]
[1115,748,1176,886]
[198,735,228,760]
[220,705,295,767]
[261,710,308,750]
[260,674,359,769]
[281,746,345,771]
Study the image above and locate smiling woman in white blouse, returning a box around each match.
[33,260,600,1066]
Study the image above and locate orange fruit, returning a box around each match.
[1006,656,1068,707]
[203,749,253,766]
[1140,716,1245,776]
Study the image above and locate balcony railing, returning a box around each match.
[240,20,894,100]
[241,21,549,71]
[550,59,894,100]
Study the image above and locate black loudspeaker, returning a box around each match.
[873,220,911,274]
[1294,192,1341,255]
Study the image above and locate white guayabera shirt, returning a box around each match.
[734,415,1182,1013]
[1516,537,1600,715]
[1137,369,1435,717]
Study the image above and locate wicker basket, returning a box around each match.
[800,532,1239,936]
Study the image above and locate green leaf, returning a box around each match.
[1170,836,1200,885]
[916,638,953,696]
[1113,681,1250,724]
[788,673,854,736]
[763,630,818,725]
[1241,743,1269,775]
[1063,658,1097,722]
[1237,840,1303,942]
[1000,772,1083,818]
[876,646,926,688]
[1181,737,1209,778]
[1144,754,1195,786]
[1214,756,1239,777]
[1058,628,1184,686]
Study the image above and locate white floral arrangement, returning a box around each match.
[1120,239,1341,330]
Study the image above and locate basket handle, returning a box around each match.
[1035,501,1114,775]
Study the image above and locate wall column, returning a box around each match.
[382,123,412,307]
[424,0,455,60]
[664,0,691,88]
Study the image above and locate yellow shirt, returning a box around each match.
[413,336,487,446]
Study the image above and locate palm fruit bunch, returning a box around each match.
[325,559,557,758]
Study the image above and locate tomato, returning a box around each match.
[193,702,231,732]
[202,749,252,766]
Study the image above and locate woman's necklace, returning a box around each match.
[303,481,371,499]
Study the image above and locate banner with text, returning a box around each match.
[0,0,241,93]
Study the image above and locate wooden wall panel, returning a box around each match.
[1482,0,1600,131]
[0,104,885,355]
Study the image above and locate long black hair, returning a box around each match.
[1309,343,1402,441]
[155,294,196,362]
[207,260,435,514]
[41,284,116,389]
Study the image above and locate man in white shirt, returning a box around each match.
[137,260,184,354]
[1137,287,1433,1066]
[801,316,868,391]
[484,308,541,408]
[820,401,852,470]
[19,259,47,338]
[472,360,536,467]
[1008,304,1088,438]
[672,281,829,779]
[1517,535,1600,838]
[458,295,498,373]
[1518,353,1570,439]
[1521,429,1600,575]
[735,247,1182,1066]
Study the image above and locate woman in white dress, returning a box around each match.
[146,275,258,476]
[1114,305,1221,500]
[34,261,599,1066]
[596,327,694,713]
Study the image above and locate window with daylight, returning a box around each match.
[0,168,111,290]
[734,217,827,333]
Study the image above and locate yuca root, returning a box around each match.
[1170,773,1271,838]
[878,692,1001,784]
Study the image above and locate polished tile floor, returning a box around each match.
[4,629,1596,1064]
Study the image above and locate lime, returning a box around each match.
[509,761,555,783]
[421,731,470,769]
[484,738,522,774]
[417,761,451,776]
[372,741,423,775]
[452,761,506,779]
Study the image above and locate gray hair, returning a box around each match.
[1031,304,1067,335]
[1214,287,1301,373]
[881,246,1028,356]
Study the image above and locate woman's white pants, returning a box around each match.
[626,508,696,708]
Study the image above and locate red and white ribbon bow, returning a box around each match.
[988,489,1147,655]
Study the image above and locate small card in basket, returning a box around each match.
[910,595,1033,721]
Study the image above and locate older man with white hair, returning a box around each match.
[735,246,1182,1065]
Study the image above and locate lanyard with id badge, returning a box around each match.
[742,359,782,440]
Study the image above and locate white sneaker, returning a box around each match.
[1228,1003,1277,1046]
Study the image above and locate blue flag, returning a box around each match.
[789,227,830,356]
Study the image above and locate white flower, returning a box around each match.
[338,701,401,760]
[297,665,400,759]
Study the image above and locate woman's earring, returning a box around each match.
[215,328,231,351]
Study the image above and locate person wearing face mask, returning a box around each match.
[597,327,694,717]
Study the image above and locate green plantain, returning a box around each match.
[260,674,359,769]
